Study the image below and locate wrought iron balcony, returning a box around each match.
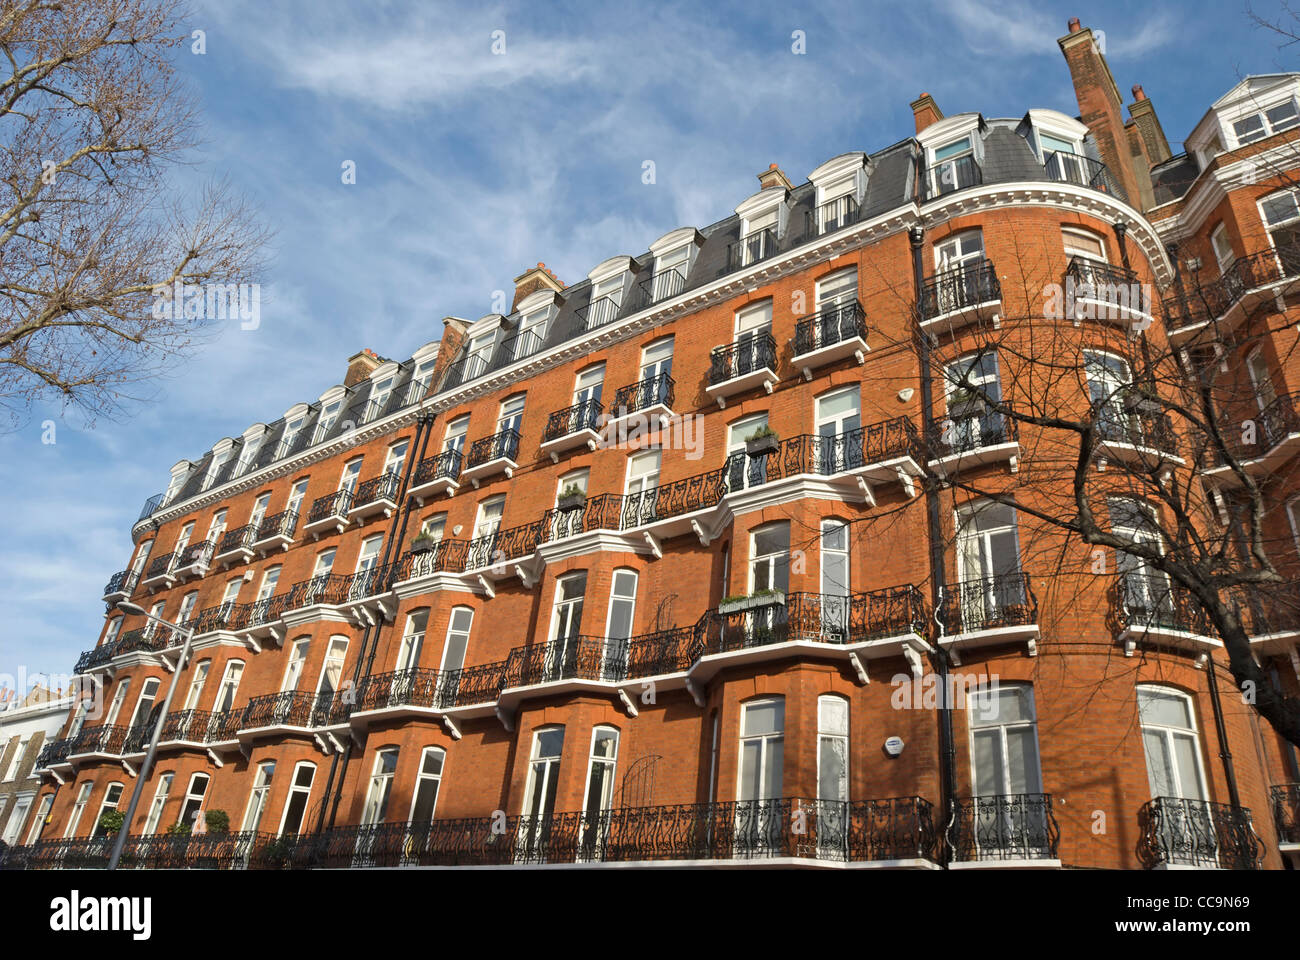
[407,448,462,502]
[937,572,1038,643]
[792,300,868,373]
[1270,783,1300,846]
[1043,151,1127,201]
[504,636,629,689]
[158,708,218,744]
[625,624,701,679]
[136,492,165,523]
[618,464,729,529]
[949,794,1060,863]
[541,398,604,458]
[723,418,923,493]
[707,333,779,404]
[396,538,470,581]
[288,573,351,610]
[925,407,1019,470]
[74,627,167,674]
[214,524,256,564]
[637,266,687,307]
[173,538,215,580]
[239,690,341,732]
[34,737,74,769]
[1112,574,1215,652]
[918,258,1000,328]
[1163,242,1300,335]
[1093,407,1180,462]
[1205,392,1300,480]
[244,594,290,631]
[6,831,269,871]
[273,428,313,462]
[1237,581,1300,645]
[68,724,129,758]
[349,472,401,521]
[817,194,859,234]
[245,796,939,869]
[252,510,298,551]
[465,519,542,570]
[1064,256,1149,326]
[102,569,137,602]
[438,661,509,708]
[461,428,521,486]
[727,227,778,271]
[922,154,982,200]
[608,373,675,427]
[141,550,176,588]
[575,294,622,331]
[1137,796,1261,869]
[354,668,448,714]
[499,327,548,365]
[305,489,353,536]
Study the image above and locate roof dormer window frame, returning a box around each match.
[647,227,703,303]
[809,153,869,235]
[1208,79,1300,150]
[735,184,790,244]
[918,114,987,198]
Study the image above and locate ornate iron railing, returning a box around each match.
[308,489,353,524]
[176,538,215,570]
[217,524,255,556]
[395,539,471,580]
[926,406,1018,458]
[1208,392,1300,467]
[1043,151,1128,201]
[1136,796,1260,869]
[1237,581,1300,638]
[1270,783,1300,845]
[144,551,175,580]
[239,690,342,731]
[34,736,74,768]
[1094,407,1179,454]
[543,398,603,443]
[1113,574,1214,638]
[69,724,129,757]
[1166,242,1300,329]
[937,572,1037,636]
[157,708,216,743]
[709,333,778,386]
[466,428,521,469]
[949,794,1060,861]
[102,569,135,597]
[610,372,674,417]
[254,510,298,543]
[74,627,166,674]
[637,266,687,307]
[727,227,778,271]
[919,258,1000,320]
[288,573,351,609]
[412,448,462,487]
[465,520,542,570]
[505,636,630,688]
[923,154,981,200]
[352,472,401,511]
[700,587,925,655]
[793,300,866,356]
[1065,255,1147,320]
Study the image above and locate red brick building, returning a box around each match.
[8,19,1300,871]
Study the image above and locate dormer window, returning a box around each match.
[587,273,624,328]
[927,135,980,197]
[201,446,231,491]
[1233,99,1299,145]
[652,244,690,301]
[516,305,550,353]
[313,397,344,443]
[463,328,497,380]
[733,187,788,269]
[233,429,265,478]
[810,153,869,235]
[163,468,188,505]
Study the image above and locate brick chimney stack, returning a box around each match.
[757,163,794,190]
[1127,82,1172,166]
[345,348,384,387]
[511,262,565,312]
[910,92,944,134]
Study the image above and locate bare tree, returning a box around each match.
[0,0,267,427]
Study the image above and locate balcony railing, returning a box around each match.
[351,472,401,512]
[1270,783,1300,845]
[465,520,543,570]
[500,327,547,365]
[637,266,686,307]
[176,538,215,573]
[923,154,981,200]
[136,492,165,523]
[926,408,1018,458]
[505,636,630,688]
[1137,796,1261,869]
[254,510,298,544]
[216,524,255,557]
[230,796,938,870]
[158,708,217,743]
[411,448,462,488]
[949,794,1060,862]
[700,587,926,654]
[610,373,674,419]
[465,428,520,470]
[308,489,353,525]
[396,539,471,580]
[189,601,244,635]
[919,258,1000,321]
[1238,581,1300,639]
[817,194,859,234]
[1113,574,1214,639]
[542,398,603,444]
[1208,392,1300,467]
[144,551,175,581]
[34,737,74,769]
[1165,242,1300,330]
[708,334,778,386]
[575,295,622,331]
[74,627,167,674]
[273,429,312,462]
[1094,407,1179,455]
[727,227,778,271]
[69,724,129,757]
[239,691,343,731]
[937,572,1038,636]
[4,831,269,871]
[793,300,867,357]
[102,569,136,599]
[1043,151,1128,201]
[1065,255,1147,322]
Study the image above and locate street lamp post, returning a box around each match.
[106,600,196,871]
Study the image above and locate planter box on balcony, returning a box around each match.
[745,435,779,457]
[557,494,586,511]
[409,538,438,555]
[718,592,785,615]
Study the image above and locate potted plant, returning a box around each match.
[204,809,230,836]
[745,425,780,457]
[166,821,191,837]
[97,809,125,836]
[557,483,586,511]
[257,835,292,868]
[718,588,786,615]
[410,532,439,554]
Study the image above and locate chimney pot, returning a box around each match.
[1068,17,1081,32]
[1132,84,1146,101]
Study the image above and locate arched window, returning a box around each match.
[279,761,317,836]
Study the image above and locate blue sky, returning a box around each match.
[0,0,1291,689]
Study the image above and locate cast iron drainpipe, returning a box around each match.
[318,407,436,833]
[909,225,959,863]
